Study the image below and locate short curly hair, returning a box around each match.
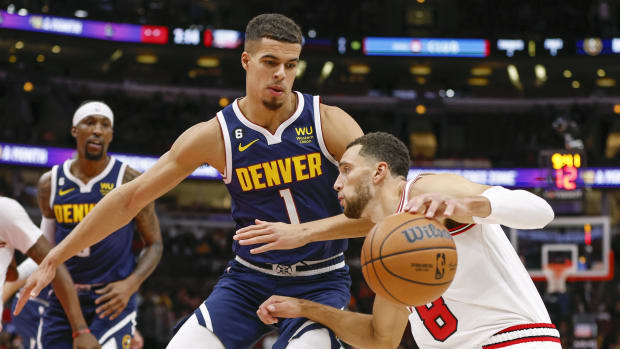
[245,14,302,51]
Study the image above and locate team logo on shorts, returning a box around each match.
[121,334,132,349]
[100,182,115,195]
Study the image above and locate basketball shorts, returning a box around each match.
[10,295,48,349]
[182,259,351,349]
[42,285,137,349]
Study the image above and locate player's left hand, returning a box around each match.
[233,219,310,254]
[404,193,471,219]
[94,279,135,320]
[257,295,305,325]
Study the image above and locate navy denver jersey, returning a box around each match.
[217,92,346,264]
[50,157,135,284]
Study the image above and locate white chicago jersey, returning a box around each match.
[398,179,560,349]
[0,197,42,316]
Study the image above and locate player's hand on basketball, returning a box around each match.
[257,295,305,324]
[234,219,310,254]
[73,330,101,349]
[94,279,136,320]
[14,256,56,315]
[405,193,470,219]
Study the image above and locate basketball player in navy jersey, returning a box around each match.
[30,101,163,349]
[18,14,371,348]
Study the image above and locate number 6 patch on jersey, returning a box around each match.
[415,297,458,341]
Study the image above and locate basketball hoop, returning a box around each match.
[543,261,573,294]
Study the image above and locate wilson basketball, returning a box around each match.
[361,212,457,306]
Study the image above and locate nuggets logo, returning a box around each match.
[121,334,132,349]
[294,126,314,144]
[100,182,115,196]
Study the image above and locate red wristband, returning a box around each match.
[72,328,91,339]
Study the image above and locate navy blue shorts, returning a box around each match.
[42,287,137,348]
[186,260,351,349]
[10,296,48,349]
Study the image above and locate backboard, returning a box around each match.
[510,216,613,281]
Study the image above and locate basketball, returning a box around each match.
[361,212,457,306]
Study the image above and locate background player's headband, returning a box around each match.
[72,101,114,127]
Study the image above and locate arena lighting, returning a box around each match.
[23,81,33,92]
[415,104,426,114]
[348,64,370,74]
[572,80,580,88]
[36,54,45,63]
[51,45,61,53]
[596,78,615,87]
[445,89,455,98]
[597,69,606,77]
[308,29,316,38]
[136,54,157,64]
[218,97,230,107]
[74,10,88,18]
[321,61,334,80]
[17,8,27,16]
[6,4,14,13]
[497,39,524,57]
[8,55,17,63]
[295,60,307,78]
[534,64,547,85]
[110,49,123,61]
[350,41,361,50]
[614,104,620,114]
[410,65,431,75]
[528,40,535,57]
[544,38,563,56]
[468,77,489,86]
[197,56,219,68]
[507,64,522,90]
[471,66,492,76]
[563,69,572,78]
[15,41,24,49]
[416,76,427,85]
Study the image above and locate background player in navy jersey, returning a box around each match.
[29,101,163,349]
[0,197,99,348]
[18,13,372,348]
[3,258,50,349]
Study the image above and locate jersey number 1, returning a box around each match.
[279,189,300,224]
[415,297,458,342]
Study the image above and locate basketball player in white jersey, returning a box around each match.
[254,132,561,349]
[0,197,99,348]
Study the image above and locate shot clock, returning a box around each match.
[539,150,585,190]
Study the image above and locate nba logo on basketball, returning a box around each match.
[435,253,446,280]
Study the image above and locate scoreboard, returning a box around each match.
[540,150,585,190]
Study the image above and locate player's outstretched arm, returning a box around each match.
[19,119,224,302]
[234,103,370,253]
[404,174,554,229]
[258,295,409,349]
[95,167,164,320]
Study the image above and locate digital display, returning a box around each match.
[2,142,620,187]
[576,38,620,55]
[497,39,525,57]
[0,10,168,44]
[173,27,201,45]
[363,37,489,57]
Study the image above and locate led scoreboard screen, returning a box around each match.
[539,150,585,190]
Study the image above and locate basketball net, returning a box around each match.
[542,261,572,294]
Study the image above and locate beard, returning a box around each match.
[343,181,372,219]
[84,146,104,160]
[262,97,284,111]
